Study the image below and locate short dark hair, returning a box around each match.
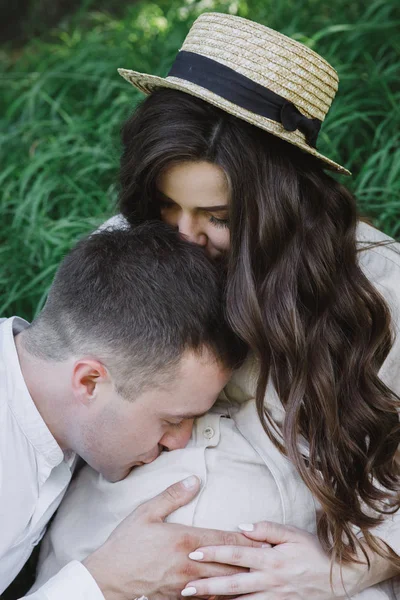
[24,221,246,396]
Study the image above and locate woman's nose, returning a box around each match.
[177,214,207,247]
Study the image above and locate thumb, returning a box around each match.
[238,521,306,545]
[141,475,201,522]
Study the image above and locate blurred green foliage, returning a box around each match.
[0,0,399,320]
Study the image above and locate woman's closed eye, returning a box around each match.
[159,199,229,229]
[209,215,229,228]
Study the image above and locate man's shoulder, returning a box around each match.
[0,316,30,334]
[0,317,30,371]
[0,317,9,328]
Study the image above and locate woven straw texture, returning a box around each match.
[118,12,350,175]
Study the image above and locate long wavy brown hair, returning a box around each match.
[118,89,400,567]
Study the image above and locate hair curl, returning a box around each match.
[119,89,400,566]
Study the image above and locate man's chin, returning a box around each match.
[100,466,132,483]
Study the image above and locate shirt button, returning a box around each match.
[203,426,215,440]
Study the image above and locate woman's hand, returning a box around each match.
[181,521,375,600]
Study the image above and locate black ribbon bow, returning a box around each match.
[280,101,321,148]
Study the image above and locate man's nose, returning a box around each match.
[161,420,194,451]
[177,214,207,247]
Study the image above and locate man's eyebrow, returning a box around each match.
[169,410,210,419]
[157,191,228,213]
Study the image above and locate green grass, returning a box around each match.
[1,0,399,321]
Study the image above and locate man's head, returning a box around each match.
[19,222,246,481]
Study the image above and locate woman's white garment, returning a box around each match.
[0,317,103,600]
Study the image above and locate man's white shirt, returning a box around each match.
[0,317,104,599]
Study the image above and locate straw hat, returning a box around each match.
[118,12,351,176]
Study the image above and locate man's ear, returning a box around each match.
[71,359,109,405]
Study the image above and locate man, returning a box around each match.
[0,222,251,600]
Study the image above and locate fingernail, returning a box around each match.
[261,543,269,548]
[189,551,204,560]
[181,587,197,596]
[182,475,199,490]
[238,523,254,531]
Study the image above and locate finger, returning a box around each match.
[188,546,267,570]
[214,595,276,600]
[192,563,248,578]
[218,594,265,600]
[194,528,263,550]
[137,475,201,521]
[181,572,263,597]
[219,595,264,600]
[238,521,307,544]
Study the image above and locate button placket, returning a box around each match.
[194,412,222,449]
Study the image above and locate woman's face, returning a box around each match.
[156,161,230,259]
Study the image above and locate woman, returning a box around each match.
[111,12,400,599]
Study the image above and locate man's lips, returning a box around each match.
[133,449,161,467]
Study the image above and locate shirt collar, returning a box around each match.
[0,317,64,468]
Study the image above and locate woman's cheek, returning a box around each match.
[209,227,230,252]
[160,208,176,227]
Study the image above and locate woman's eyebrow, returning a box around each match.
[157,191,228,212]
[201,205,228,212]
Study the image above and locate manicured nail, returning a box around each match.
[182,587,197,596]
[182,475,199,489]
[189,551,204,560]
[238,523,254,531]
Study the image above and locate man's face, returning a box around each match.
[77,349,231,482]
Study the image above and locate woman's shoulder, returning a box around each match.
[357,222,400,310]
[356,221,400,392]
[96,214,129,232]
[357,221,400,274]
